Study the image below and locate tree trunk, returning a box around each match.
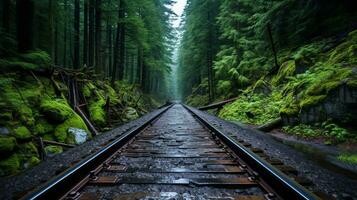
[48,0,54,58]
[95,0,102,73]
[207,5,214,102]
[137,47,143,84]
[16,0,34,53]
[74,0,80,68]
[63,0,68,66]
[54,18,59,65]
[83,0,89,66]
[107,22,112,76]
[88,0,95,67]
[117,0,125,80]
[2,0,11,33]
[111,23,119,85]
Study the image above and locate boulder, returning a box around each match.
[124,107,139,121]
[0,137,16,153]
[40,99,73,123]
[44,145,63,157]
[0,127,10,136]
[67,127,88,144]
[13,126,32,141]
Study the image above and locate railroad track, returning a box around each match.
[22,104,319,200]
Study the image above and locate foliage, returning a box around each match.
[0,137,17,153]
[337,153,357,164]
[219,93,282,125]
[282,121,352,143]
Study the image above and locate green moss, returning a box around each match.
[271,60,296,86]
[0,112,12,122]
[219,93,282,125]
[19,142,38,156]
[282,121,352,143]
[45,145,63,155]
[20,51,52,70]
[88,97,106,126]
[299,95,327,108]
[34,120,54,136]
[82,82,96,97]
[347,78,357,88]
[40,98,74,123]
[0,137,17,153]
[28,156,40,167]
[13,126,32,140]
[0,59,38,71]
[0,154,21,175]
[327,31,357,66]
[337,153,357,164]
[54,113,89,143]
[43,134,55,141]
[104,83,120,105]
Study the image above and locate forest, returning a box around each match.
[178,0,357,153]
[0,0,356,177]
[0,0,174,176]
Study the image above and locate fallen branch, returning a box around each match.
[43,140,75,148]
[198,97,239,111]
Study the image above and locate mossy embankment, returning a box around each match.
[215,30,357,144]
[0,52,160,177]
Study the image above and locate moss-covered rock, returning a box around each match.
[34,119,54,136]
[13,126,32,140]
[28,156,40,167]
[45,145,63,155]
[88,97,106,126]
[19,142,38,156]
[0,154,21,175]
[40,98,73,123]
[271,60,296,86]
[54,113,89,143]
[0,137,16,153]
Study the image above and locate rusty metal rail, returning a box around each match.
[184,105,319,200]
[22,104,318,200]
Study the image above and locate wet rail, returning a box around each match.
[22,104,318,200]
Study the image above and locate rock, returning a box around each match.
[124,107,139,121]
[23,156,40,169]
[13,126,32,141]
[40,99,74,123]
[0,127,10,136]
[19,142,38,156]
[352,67,357,74]
[44,145,63,157]
[67,127,88,144]
[54,113,89,143]
[34,120,54,136]
[0,137,17,153]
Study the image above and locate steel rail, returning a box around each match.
[183,104,319,200]
[21,105,173,200]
